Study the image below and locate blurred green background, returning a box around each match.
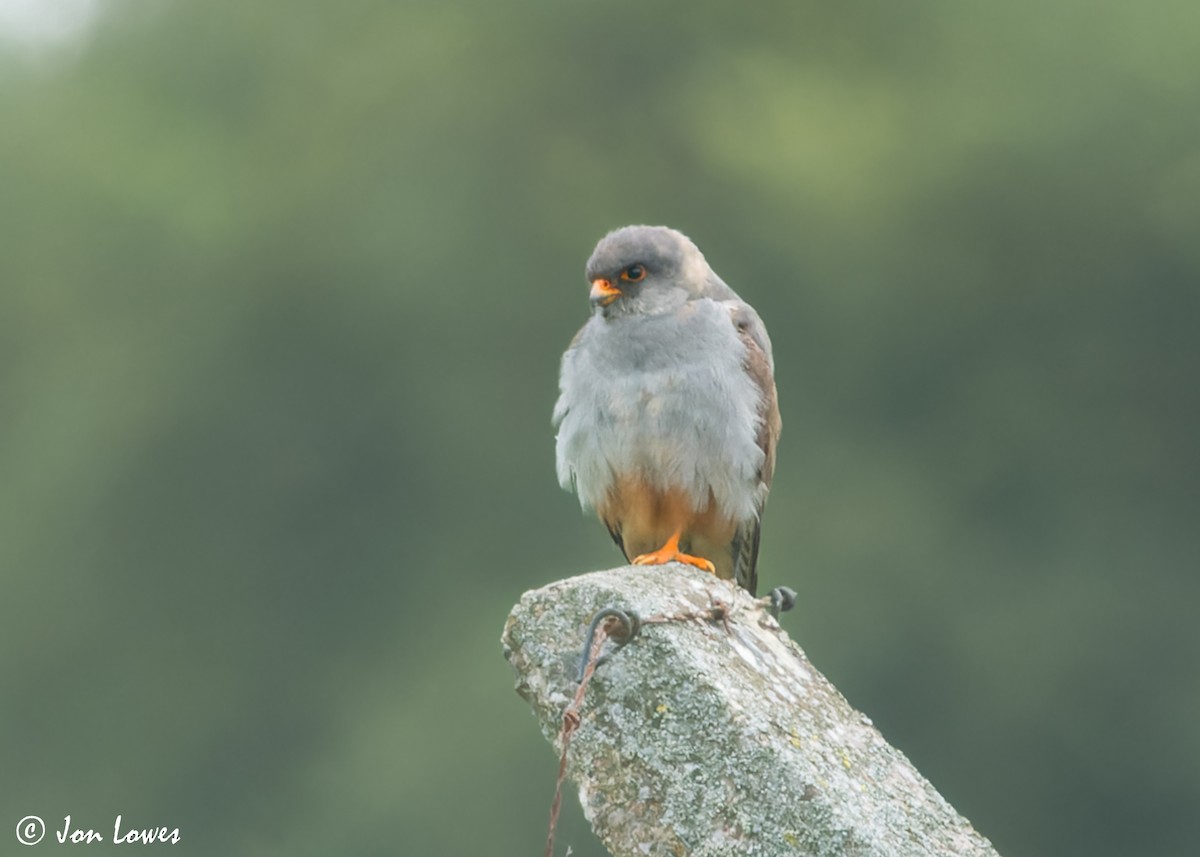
[2,1,1198,855]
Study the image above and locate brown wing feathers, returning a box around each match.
[731,312,781,595]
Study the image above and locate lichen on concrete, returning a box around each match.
[502,565,1001,857]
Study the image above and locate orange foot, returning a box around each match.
[632,530,716,574]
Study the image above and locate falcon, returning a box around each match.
[553,225,781,595]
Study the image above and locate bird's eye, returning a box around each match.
[621,264,646,282]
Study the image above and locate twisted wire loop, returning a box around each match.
[543,587,795,857]
[576,608,642,681]
[767,586,797,619]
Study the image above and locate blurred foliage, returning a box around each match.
[1,1,1198,855]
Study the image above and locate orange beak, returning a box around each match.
[590,277,622,306]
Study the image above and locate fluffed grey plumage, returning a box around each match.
[553,225,781,594]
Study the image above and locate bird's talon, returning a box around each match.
[631,528,716,572]
[633,548,716,574]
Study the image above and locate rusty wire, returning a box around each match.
[545,612,628,857]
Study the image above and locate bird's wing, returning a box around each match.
[552,320,590,425]
[726,301,781,595]
[604,518,630,561]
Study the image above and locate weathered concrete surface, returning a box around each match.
[502,565,1000,857]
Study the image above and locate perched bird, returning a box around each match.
[553,226,781,595]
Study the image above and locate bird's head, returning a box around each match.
[584,225,712,316]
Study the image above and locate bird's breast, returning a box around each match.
[554,301,766,522]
